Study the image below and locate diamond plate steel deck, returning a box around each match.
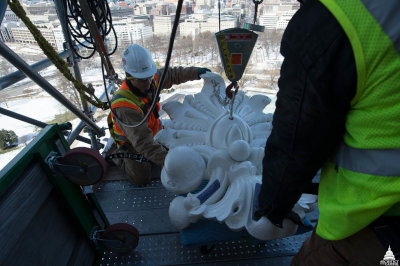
[99,233,310,265]
[95,176,316,265]
[95,180,177,234]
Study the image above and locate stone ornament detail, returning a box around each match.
[156,72,317,240]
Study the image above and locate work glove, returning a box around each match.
[254,208,302,228]
[197,67,211,78]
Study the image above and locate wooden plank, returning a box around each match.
[0,163,53,258]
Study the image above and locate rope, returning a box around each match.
[64,0,117,60]
[77,0,117,80]
[6,0,107,109]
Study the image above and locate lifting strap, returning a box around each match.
[6,0,108,109]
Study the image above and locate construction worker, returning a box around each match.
[108,44,210,185]
[255,0,400,264]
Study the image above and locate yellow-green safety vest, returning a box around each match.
[317,0,400,240]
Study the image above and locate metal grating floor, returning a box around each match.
[95,176,318,265]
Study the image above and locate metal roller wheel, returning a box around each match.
[102,223,139,255]
[60,147,107,185]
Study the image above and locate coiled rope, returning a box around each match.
[64,0,117,60]
[6,0,107,109]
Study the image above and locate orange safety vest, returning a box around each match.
[108,75,161,147]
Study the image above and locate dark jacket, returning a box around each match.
[257,0,357,226]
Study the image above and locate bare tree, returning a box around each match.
[259,68,280,90]
[173,38,183,65]
[198,32,216,66]
[19,134,31,146]
[55,71,83,110]
[0,59,14,108]
[197,32,209,62]
[0,99,9,108]
[180,36,193,64]
[260,29,283,60]
[269,29,284,59]
[238,61,254,89]
[255,32,270,61]
[192,35,200,64]
[213,65,226,77]
[145,35,168,64]
[0,58,14,76]
[109,48,123,71]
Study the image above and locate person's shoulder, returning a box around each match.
[285,0,340,42]
[282,0,347,64]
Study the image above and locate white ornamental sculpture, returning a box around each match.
[155,72,317,241]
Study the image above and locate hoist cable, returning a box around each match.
[253,0,263,24]
[218,0,221,32]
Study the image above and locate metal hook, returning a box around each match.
[228,82,239,120]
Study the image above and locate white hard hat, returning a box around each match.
[120,44,157,79]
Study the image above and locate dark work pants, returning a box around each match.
[291,226,387,266]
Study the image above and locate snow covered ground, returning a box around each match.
[1,96,68,137]
[0,45,279,171]
[0,88,277,170]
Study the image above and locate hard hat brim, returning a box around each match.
[124,62,157,79]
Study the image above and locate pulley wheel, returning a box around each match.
[60,147,107,185]
[102,223,139,255]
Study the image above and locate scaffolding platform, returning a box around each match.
[95,167,319,265]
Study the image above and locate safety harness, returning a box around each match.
[105,152,149,163]
[107,75,160,162]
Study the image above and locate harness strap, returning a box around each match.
[106,152,149,163]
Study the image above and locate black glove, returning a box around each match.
[254,209,302,228]
[197,67,211,78]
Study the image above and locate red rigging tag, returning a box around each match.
[225,34,253,41]
[231,54,242,65]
